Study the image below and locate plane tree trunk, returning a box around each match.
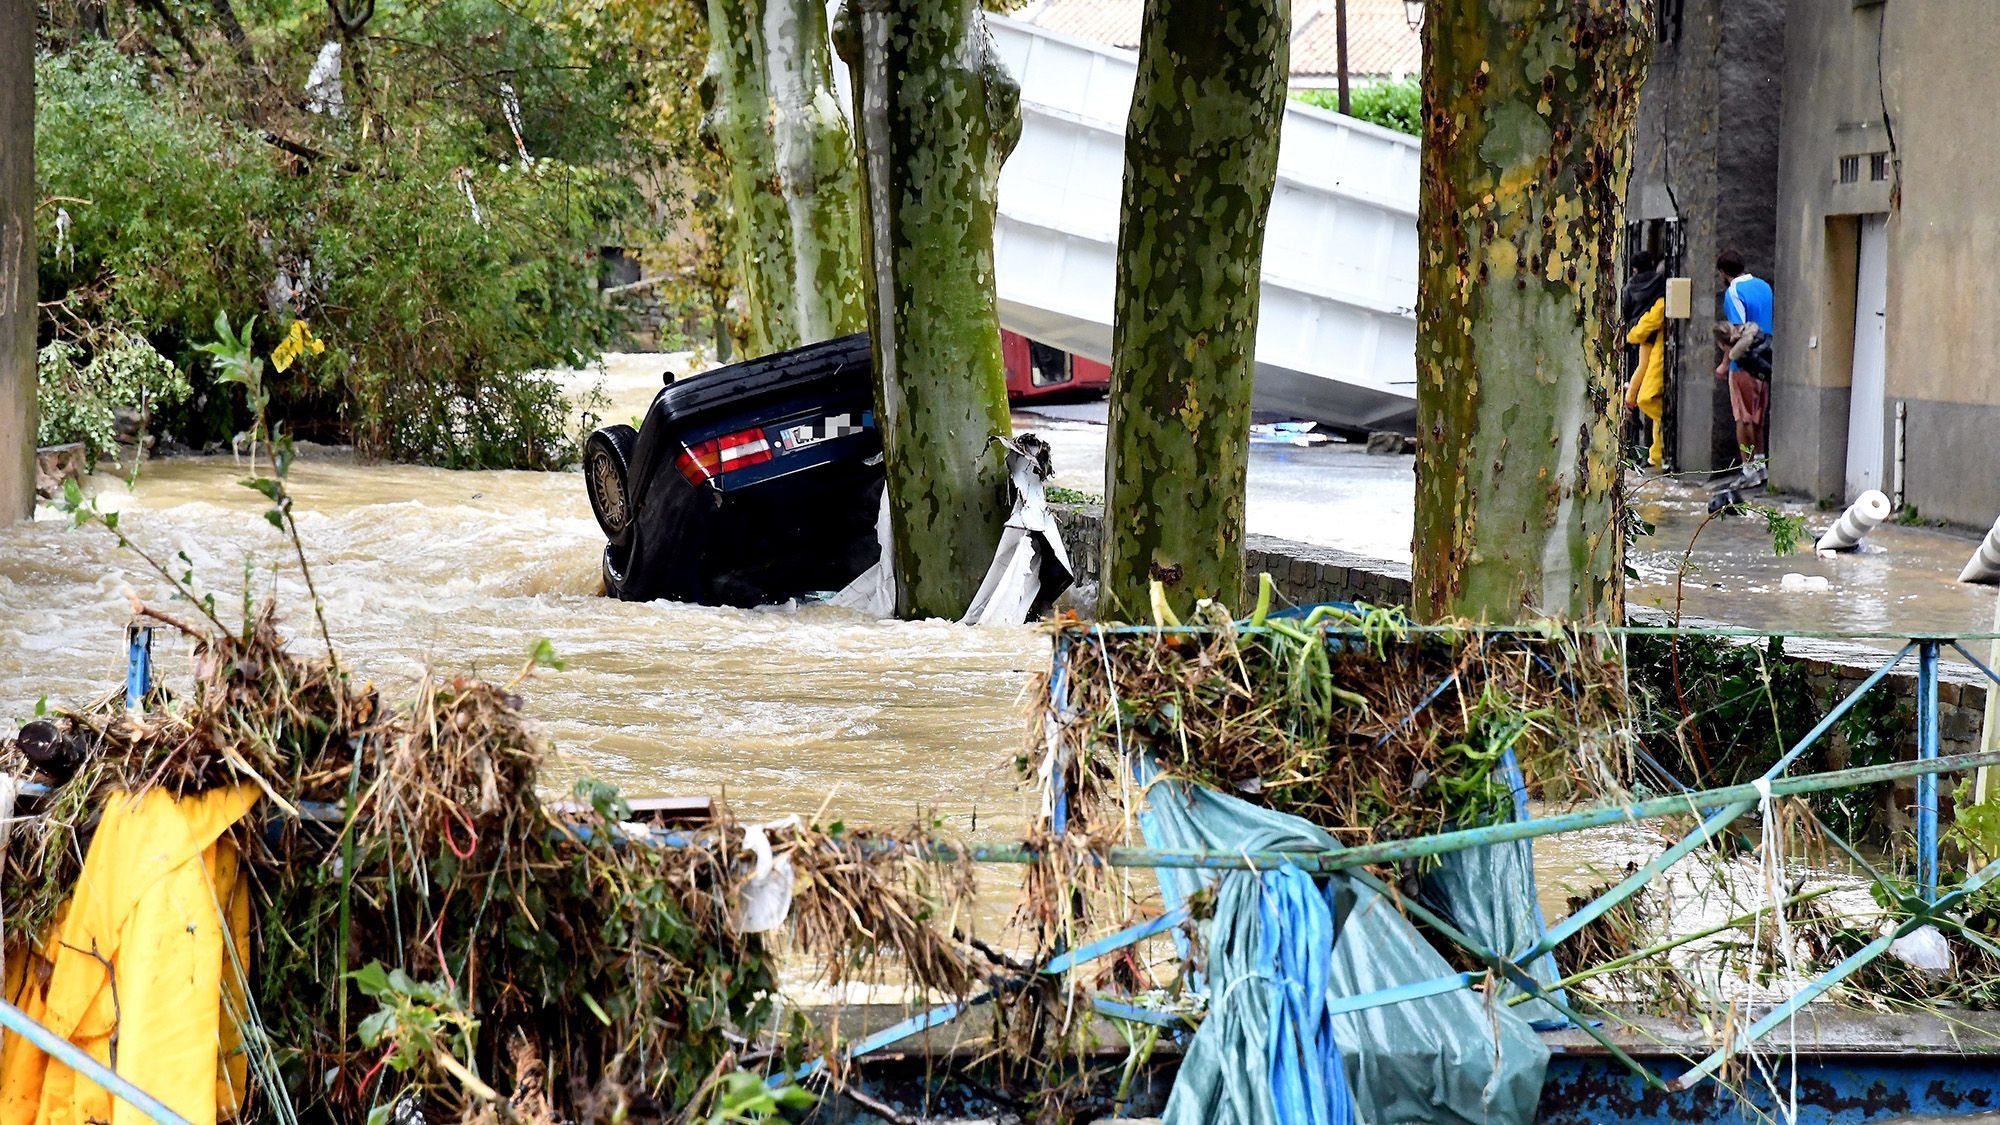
[1,0,33,521]
[1411,0,1650,623]
[834,0,1019,619]
[703,0,865,354]
[1099,0,1290,621]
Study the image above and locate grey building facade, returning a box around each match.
[1770,0,2000,526]
[1624,0,1788,474]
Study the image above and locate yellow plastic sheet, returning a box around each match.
[1,785,257,1125]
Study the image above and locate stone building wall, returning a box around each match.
[1770,1,2000,526]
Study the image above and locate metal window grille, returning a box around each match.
[1839,155,1862,184]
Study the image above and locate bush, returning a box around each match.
[34,42,637,469]
[36,334,191,462]
[1293,78,1421,136]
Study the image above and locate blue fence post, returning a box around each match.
[125,623,154,714]
[1918,640,1941,903]
[1050,632,1071,840]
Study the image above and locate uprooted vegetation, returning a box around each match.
[1035,607,1635,849]
[1020,606,2000,1049]
[1,602,992,1121]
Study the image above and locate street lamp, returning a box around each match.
[1403,0,1423,30]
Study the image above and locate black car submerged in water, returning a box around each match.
[583,333,885,606]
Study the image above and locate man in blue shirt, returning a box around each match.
[1713,250,1773,480]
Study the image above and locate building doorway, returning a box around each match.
[1624,217,1683,471]
[1845,213,1889,498]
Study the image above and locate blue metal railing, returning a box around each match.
[80,619,2000,1103]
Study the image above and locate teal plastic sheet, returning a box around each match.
[1421,841,1571,1028]
[1137,761,1548,1125]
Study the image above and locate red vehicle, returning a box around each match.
[1002,330,1111,404]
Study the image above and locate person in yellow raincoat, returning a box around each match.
[1626,295,1668,472]
[1,785,257,1125]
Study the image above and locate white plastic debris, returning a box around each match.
[1960,517,2000,584]
[1889,923,1955,976]
[1778,572,1829,593]
[834,434,1074,625]
[960,433,1074,626]
[829,489,896,617]
[53,208,72,268]
[500,81,531,163]
[453,168,484,226]
[735,823,795,933]
[305,41,345,118]
[1815,488,1890,552]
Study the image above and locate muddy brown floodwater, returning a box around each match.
[0,356,1903,975]
[0,449,1047,849]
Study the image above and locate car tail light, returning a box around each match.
[676,428,773,486]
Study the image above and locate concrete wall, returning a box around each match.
[1625,0,1787,473]
[1772,1,2000,525]
[1,0,35,520]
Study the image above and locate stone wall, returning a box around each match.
[604,278,676,351]
[1055,504,1990,771]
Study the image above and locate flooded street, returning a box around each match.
[1627,480,2000,643]
[0,356,1929,947]
[1030,398,1999,642]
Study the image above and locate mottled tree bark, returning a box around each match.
[1,0,33,520]
[835,0,1019,619]
[702,0,864,355]
[1411,0,1649,624]
[1099,0,1290,621]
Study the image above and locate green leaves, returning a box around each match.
[241,477,290,530]
[197,309,267,414]
[706,1072,815,1124]
[527,638,566,672]
[348,962,478,1078]
[571,776,630,822]
[1756,505,1807,557]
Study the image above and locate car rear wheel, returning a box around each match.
[584,425,638,538]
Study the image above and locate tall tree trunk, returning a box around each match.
[835,0,1019,619]
[1,0,33,520]
[703,0,864,355]
[1410,0,1649,624]
[1099,0,1290,621]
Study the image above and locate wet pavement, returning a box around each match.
[1020,399,2000,643]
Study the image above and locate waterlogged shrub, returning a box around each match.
[34,45,631,469]
[34,45,282,374]
[34,343,113,459]
[36,335,191,461]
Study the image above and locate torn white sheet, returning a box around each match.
[961,433,1074,627]
[305,41,345,117]
[829,488,896,616]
